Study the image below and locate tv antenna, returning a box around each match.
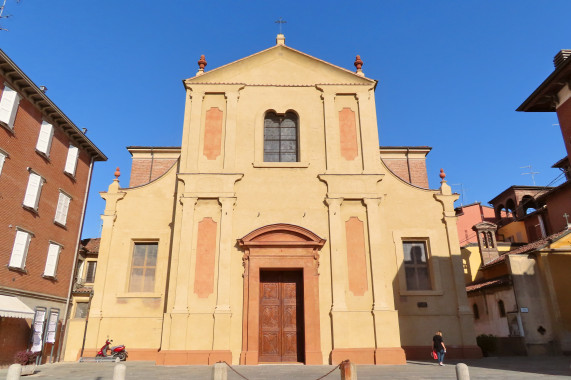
[520,165,539,186]
[450,183,466,206]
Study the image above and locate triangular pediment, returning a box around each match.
[186,45,375,87]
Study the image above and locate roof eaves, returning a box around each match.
[0,49,107,161]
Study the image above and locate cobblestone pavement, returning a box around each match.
[1,356,570,379]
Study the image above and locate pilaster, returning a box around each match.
[434,177,476,347]
[223,90,241,171]
[184,90,205,171]
[212,197,237,350]
[356,89,381,173]
[321,91,338,172]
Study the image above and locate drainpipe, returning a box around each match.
[149,147,154,183]
[56,156,94,362]
[405,148,412,184]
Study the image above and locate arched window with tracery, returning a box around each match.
[264,111,298,162]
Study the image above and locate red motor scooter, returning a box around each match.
[96,338,128,361]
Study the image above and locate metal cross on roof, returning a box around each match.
[275,17,287,34]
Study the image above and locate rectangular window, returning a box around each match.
[0,84,21,129]
[0,150,6,176]
[9,230,32,270]
[54,192,71,226]
[403,241,432,290]
[264,112,298,162]
[23,172,44,210]
[74,303,89,319]
[43,243,62,278]
[64,145,79,176]
[128,243,158,292]
[36,120,54,156]
[85,261,97,283]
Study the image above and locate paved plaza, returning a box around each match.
[1,356,570,380]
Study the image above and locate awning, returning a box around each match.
[0,295,35,319]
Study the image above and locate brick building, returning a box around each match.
[0,49,106,364]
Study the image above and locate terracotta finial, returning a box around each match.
[198,55,207,71]
[439,168,446,180]
[114,167,121,180]
[354,55,363,71]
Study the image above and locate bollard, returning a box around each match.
[340,360,357,380]
[6,364,21,380]
[455,363,470,380]
[212,362,227,380]
[113,363,126,380]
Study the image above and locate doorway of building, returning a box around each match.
[259,270,305,363]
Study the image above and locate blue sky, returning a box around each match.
[1,1,569,238]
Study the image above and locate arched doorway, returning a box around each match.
[238,224,326,364]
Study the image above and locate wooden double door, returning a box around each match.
[259,270,305,363]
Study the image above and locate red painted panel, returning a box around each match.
[203,107,223,160]
[194,217,217,298]
[339,107,358,161]
[345,217,368,296]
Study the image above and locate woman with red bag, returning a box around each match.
[432,330,447,366]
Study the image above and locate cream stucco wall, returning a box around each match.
[75,38,479,364]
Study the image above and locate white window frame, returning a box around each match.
[64,145,79,176]
[36,120,54,157]
[43,242,62,278]
[0,149,7,177]
[23,171,44,211]
[54,191,72,226]
[0,84,21,130]
[8,229,32,270]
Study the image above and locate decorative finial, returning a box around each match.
[198,55,207,71]
[114,167,121,180]
[354,55,363,71]
[439,168,446,180]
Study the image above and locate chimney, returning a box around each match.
[553,49,571,68]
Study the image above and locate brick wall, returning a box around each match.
[129,158,178,187]
[383,158,429,188]
[557,96,571,166]
[0,76,91,299]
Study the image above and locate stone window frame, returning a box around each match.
[126,240,159,293]
[253,108,309,168]
[393,230,443,296]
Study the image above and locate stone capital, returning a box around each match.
[325,197,343,208]
[218,197,237,210]
[363,197,382,208]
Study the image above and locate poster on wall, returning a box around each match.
[46,309,59,344]
[31,308,46,352]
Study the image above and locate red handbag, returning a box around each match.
[431,350,438,360]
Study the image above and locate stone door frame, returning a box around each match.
[238,224,326,365]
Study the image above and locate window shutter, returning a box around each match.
[0,85,21,129]
[54,192,71,225]
[23,173,43,209]
[36,121,54,155]
[9,231,31,269]
[0,151,6,176]
[85,262,97,283]
[44,243,61,277]
[64,146,79,175]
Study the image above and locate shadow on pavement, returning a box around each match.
[440,356,571,377]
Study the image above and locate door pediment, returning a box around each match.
[238,224,326,248]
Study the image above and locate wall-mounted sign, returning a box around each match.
[45,309,59,343]
[31,308,46,352]
[520,307,529,313]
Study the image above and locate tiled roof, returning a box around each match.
[80,238,100,254]
[481,229,570,268]
[505,229,570,256]
[466,275,511,293]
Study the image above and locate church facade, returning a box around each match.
[76,35,480,365]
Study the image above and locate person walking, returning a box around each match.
[432,330,446,366]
